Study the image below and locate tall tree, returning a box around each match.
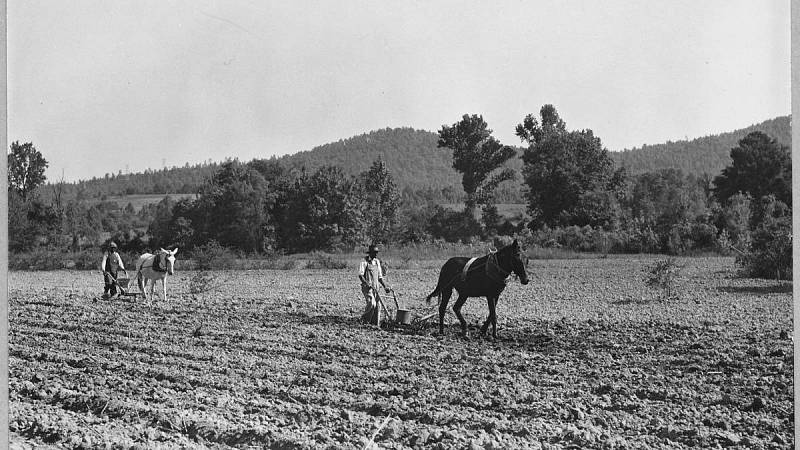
[516,105,624,229]
[624,169,710,241]
[8,141,48,201]
[189,161,269,253]
[277,166,363,252]
[147,196,178,248]
[63,201,90,251]
[712,131,791,207]
[360,160,400,244]
[437,115,517,213]
[8,190,34,252]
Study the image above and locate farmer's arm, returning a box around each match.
[378,260,390,292]
[358,261,367,286]
[101,254,108,273]
[117,254,126,271]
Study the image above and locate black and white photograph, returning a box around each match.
[6,1,793,448]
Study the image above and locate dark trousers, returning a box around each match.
[104,269,119,296]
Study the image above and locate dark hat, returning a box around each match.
[367,244,379,254]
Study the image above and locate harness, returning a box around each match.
[485,251,512,282]
[461,257,478,281]
[442,249,512,292]
[138,253,168,273]
[461,252,511,283]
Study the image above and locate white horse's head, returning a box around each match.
[160,247,179,275]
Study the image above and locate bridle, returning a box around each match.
[488,247,527,284]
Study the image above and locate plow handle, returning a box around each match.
[390,289,400,311]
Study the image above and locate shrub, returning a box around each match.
[191,240,237,270]
[737,215,792,280]
[665,222,718,255]
[427,207,482,243]
[689,222,717,250]
[644,258,683,299]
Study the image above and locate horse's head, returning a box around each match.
[500,240,529,285]
[160,247,179,275]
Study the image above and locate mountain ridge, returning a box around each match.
[41,115,791,202]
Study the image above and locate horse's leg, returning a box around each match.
[490,296,499,339]
[149,279,156,302]
[138,273,146,300]
[452,294,469,336]
[480,296,493,336]
[438,289,453,335]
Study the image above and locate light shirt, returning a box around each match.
[359,257,383,289]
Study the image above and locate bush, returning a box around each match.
[626,223,660,254]
[427,207,482,243]
[666,222,718,255]
[666,224,692,255]
[644,258,683,299]
[689,222,717,250]
[737,215,792,280]
[191,240,237,270]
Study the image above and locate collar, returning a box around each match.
[487,252,511,282]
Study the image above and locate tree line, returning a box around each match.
[612,115,791,176]
[35,116,789,207]
[8,105,792,278]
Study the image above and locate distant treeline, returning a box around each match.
[38,116,789,206]
[10,110,792,279]
[612,116,791,175]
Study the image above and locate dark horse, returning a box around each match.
[425,239,529,338]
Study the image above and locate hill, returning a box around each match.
[38,116,790,206]
[610,116,791,176]
[278,127,459,191]
[276,127,524,201]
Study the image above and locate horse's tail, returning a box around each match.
[425,261,453,304]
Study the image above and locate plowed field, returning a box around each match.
[9,257,793,449]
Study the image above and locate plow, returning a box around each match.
[373,288,451,331]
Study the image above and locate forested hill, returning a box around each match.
[276,127,523,197]
[610,116,791,176]
[277,127,460,191]
[40,116,789,202]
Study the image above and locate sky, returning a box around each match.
[8,0,791,182]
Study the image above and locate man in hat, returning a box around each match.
[358,244,390,325]
[101,242,126,299]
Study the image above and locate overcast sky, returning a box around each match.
[9,0,791,182]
